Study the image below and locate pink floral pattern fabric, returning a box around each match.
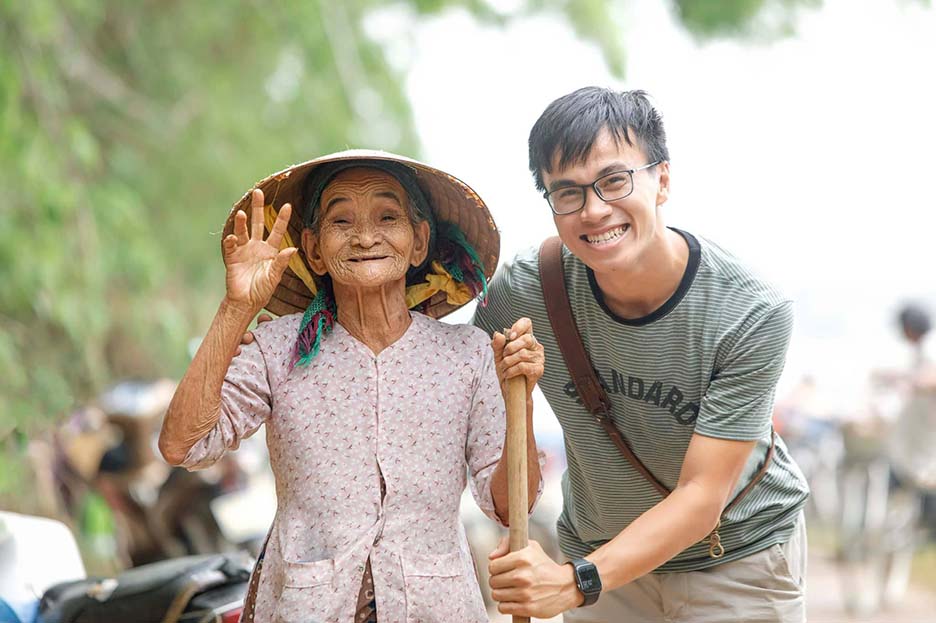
[182,312,517,622]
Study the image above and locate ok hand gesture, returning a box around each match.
[222,189,297,314]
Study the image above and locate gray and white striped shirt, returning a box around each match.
[472,229,809,571]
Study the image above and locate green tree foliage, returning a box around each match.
[0,0,819,489]
[672,0,821,39]
[0,1,422,439]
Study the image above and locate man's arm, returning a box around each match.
[913,364,936,393]
[488,434,756,617]
[489,301,794,618]
[586,434,756,586]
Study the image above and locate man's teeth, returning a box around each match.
[586,225,628,244]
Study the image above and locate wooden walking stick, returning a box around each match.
[504,332,531,623]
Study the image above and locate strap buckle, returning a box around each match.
[702,519,726,559]
[593,400,612,423]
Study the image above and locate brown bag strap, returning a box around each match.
[537,239,613,419]
[537,236,774,556]
[538,238,671,498]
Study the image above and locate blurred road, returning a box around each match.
[807,550,936,623]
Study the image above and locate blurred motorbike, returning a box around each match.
[50,379,257,569]
[0,510,251,623]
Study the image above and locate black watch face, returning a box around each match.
[577,566,600,593]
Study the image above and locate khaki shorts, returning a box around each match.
[564,513,807,623]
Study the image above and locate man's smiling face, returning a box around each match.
[542,128,670,276]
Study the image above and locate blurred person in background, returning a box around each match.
[876,303,936,488]
[833,302,936,614]
[158,151,544,623]
[891,304,936,478]
[897,304,934,379]
[883,304,936,521]
[477,87,810,622]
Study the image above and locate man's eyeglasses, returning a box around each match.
[543,161,660,215]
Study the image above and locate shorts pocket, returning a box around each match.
[274,558,336,623]
[685,545,805,621]
[772,542,803,589]
[754,543,803,597]
[403,550,484,623]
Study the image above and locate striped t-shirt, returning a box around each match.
[472,229,809,572]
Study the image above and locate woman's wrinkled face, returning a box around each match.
[303,168,430,289]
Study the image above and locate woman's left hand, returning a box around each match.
[492,317,545,395]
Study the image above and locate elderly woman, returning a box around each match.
[158,151,543,623]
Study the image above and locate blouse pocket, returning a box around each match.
[274,557,336,623]
[403,550,485,623]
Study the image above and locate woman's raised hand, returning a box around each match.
[222,189,297,314]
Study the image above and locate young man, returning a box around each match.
[475,87,810,622]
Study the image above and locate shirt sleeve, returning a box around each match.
[471,260,516,338]
[180,338,273,470]
[464,329,545,526]
[694,301,794,441]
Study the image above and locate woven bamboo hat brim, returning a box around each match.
[222,149,500,319]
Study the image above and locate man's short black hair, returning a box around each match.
[528,87,670,192]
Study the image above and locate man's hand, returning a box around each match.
[233,313,273,357]
[488,538,583,618]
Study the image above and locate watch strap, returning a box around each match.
[569,557,602,606]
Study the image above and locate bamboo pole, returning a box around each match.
[505,363,530,623]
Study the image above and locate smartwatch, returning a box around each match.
[568,558,602,606]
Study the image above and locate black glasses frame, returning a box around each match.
[543,161,661,215]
